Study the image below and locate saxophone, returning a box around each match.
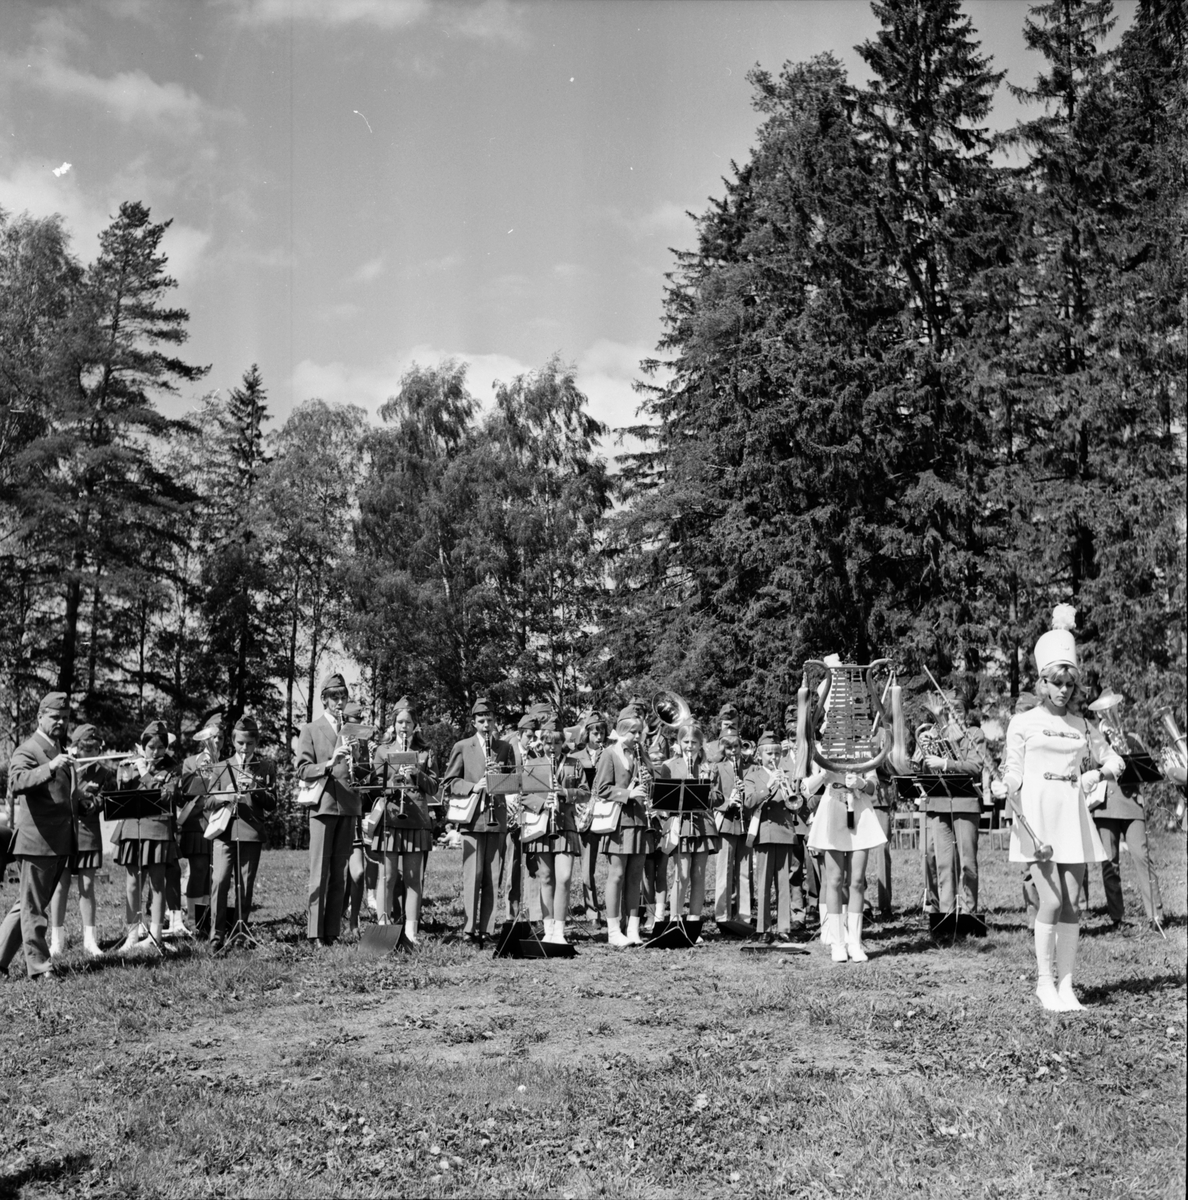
[574,745,597,832]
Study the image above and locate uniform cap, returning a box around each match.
[320,673,348,695]
[38,692,69,716]
[69,723,99,746]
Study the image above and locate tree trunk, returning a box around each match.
[287,571,300,743]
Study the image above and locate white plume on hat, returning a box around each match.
[1035,604,1079,676]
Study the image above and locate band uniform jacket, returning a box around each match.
[115,754,181,842]
[203,756,278,842]
[776,751,812,836]
[372,741,436,830]
[912,722,987,816]
[592,744,649,829]
[8,731,79,858]
[742,764,801,844]
[1085,724,1146,822]
[519,754,587,837]
[73,761,113,854]
[442,734,515,834]
[712,759,746,837]
[296,715,362,818]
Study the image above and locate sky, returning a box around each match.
[0,0,1138,448]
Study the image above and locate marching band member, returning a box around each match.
[658,722,720,924]
[711,733,747,925]
[912,691,989,928]
[178,712,223,935]
[594,709,652,948]
[296,673,362,947]
[864,767,896,921]
[805,754,886,964]
[1004,606,1122,1011]
[340,701,375,936]
[369,696,435,944]
[782,703,810,927]
[574,711,609,927]
[522,719,584,944]
[442,697,515,946]
[204,716,277,948]
[0,693,77,980]
[48,724,111,959]
[743,732,804,942]
[1085,688,1164,930]
[113,721,182,956]
[639,728,669,932]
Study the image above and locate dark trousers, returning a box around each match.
[579,831,602,916]
[1096,817,1163,922]
[0,855,66,978]
[307,814,353,942]
[461,831,504,936]
[865,808,893,915]
[753,843,797,934]
[212,840,262,935]
[929,812,979,914]
[502,829,522,918]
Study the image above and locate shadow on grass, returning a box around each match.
[1079,971,1187,1003]
[0,1151,90,1200]
[63,943,200,976]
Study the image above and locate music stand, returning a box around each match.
[360,766,415,957]
[644,780,714,949]
[102,788,173,955]
[204,769,263,952]
[486,764,553,796]
[1119,754,1162,786]
[492,918,577,959]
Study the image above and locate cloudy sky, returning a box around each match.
[0,0,1137,444]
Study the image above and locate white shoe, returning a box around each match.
[166,910,192,939]
[1056,979,1084,1011]
[607,924,629,948]
[403,925,419,946]
[829,914,848,962]
[626,916,643,945]
[82,926,103,958]
[845,913,869,963]
[1036,980,1062,1011]
[553,921,568,945]
[117,926,146,956]
[49,927,66,959]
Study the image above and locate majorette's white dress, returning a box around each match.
[1002,706,1120,864]
[806,770,888,853]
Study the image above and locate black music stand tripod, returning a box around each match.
[215,770,261,952]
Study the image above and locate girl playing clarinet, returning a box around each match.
[594,710,652,947]
[369,697,435,944]
[522,719,584,944]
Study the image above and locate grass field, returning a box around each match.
[2,831,1184,1199]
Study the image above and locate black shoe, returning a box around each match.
[775,931,792,944]
[464,932,483,948]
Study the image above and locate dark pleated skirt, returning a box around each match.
[179,831,210,858]
[537,829,581,856]
[117,838,178,867]
[68,848,102,873]
[602,825,650,856]
[374,827,432,854]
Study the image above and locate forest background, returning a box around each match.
[0,0,1183,768]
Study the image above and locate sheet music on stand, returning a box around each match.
[101,789,171,821]
[891,774,983,804]
[486,763,553,796]
[650,779,714,814]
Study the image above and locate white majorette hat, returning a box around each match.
[1034,604,1079,676]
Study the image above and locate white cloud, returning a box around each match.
[602,199,698,244]
[0,156,210,281]
[348,254,385,284]
[234,0,429,29]
[291,346,531,417]
[0,46,226,135]
[290,338,662,463]
[401,252,463,278]
[233,0,526,42]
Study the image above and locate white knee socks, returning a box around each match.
[1034,921,1060,1010]
[1055,922,1084,1011]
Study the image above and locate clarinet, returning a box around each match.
[483,736,500,812]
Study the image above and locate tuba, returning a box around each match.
[652,690,693,740]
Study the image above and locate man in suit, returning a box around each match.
[296,673,361,946]
[205,716,277,948]
[442,697,515,945]
[0,692,77,980]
